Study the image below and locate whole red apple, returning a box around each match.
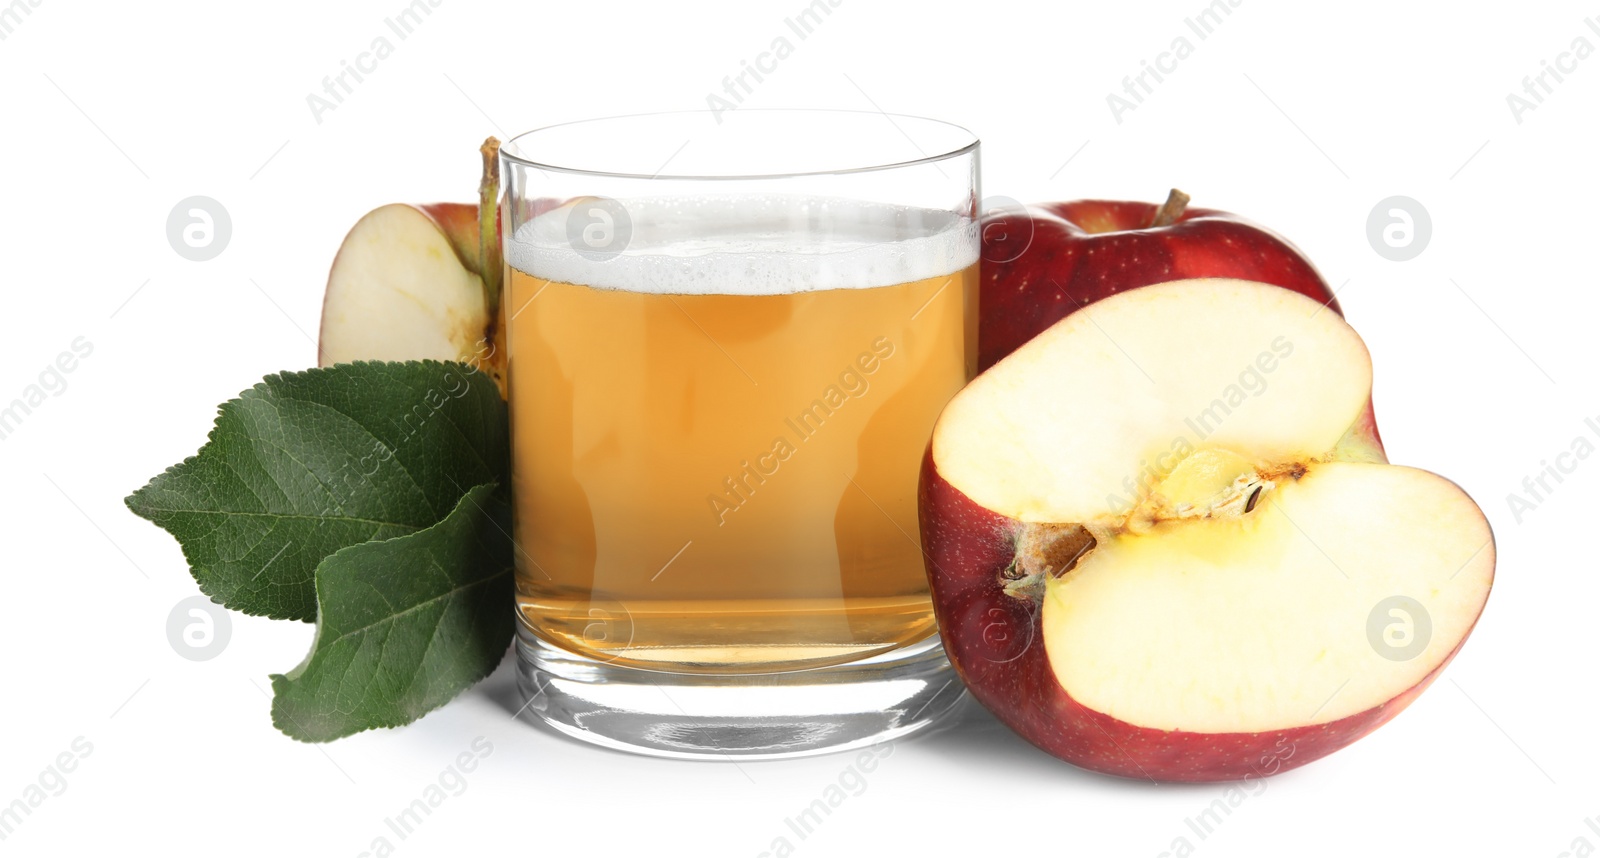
[921,275,1494,782]
[979,191,1338,371]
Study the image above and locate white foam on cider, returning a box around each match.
[506,195,978,295]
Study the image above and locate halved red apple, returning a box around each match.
[317,140,506,392]
[318,203,490,362]
[920,277,1494,781]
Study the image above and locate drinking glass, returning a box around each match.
[502,109,979,758]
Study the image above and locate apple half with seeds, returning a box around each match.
[920,277,1494,782]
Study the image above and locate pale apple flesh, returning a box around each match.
[317,203,491,369]
[1044,462,1491,733]
[923,278,1494,781]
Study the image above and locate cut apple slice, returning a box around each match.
[317,139,507,393]
[922,277,1494,781]
[317,203,490,368]
[1043,461,1492,734]
[933,278,1379,525]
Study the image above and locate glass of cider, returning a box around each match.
[502,109,978,758]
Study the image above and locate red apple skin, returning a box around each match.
[929,197,1417,779]
[979,200,1339,372]
[933,196,1399,778]
[918,447,1475,782]
[417,202,486,275]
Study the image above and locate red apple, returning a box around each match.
[318,203,489,359]
[318,140,506,392]
[921,277,1494,782]
[979,190,1337,372]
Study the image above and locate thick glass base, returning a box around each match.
[514,626,965,760]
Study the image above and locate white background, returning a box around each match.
[0,0,1593,855]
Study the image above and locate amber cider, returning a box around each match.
[505,196,977,674]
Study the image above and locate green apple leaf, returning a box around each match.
[270,482,514,742]
[124,361,507,621]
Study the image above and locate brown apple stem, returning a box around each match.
[1013,523,1096,585]
[1148,188,1191,228]
[478,137,503,320]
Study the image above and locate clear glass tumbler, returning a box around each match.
[502,109,978,758]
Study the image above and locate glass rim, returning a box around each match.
[500,108,979,181]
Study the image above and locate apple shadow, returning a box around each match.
[907,694,1207,793]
